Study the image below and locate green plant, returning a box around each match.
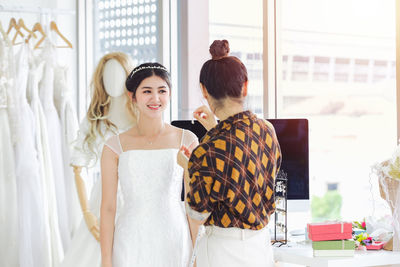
[311,190,342,222]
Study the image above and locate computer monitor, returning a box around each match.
[171,118,309,209]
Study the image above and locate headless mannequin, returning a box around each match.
[72,59,134,241]
[103,59,135,130]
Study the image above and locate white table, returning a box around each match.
[273,241,400,267]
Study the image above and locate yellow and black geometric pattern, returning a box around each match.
[187,111,282,230]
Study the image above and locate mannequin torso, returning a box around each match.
[70,58,134,242]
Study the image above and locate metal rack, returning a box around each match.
[272,170,288,246]
[0,5,76,15]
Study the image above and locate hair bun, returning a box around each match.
[209,40,230,60]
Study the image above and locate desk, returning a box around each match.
[273,242,400,267]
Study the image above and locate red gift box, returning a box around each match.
[307,222,352,241]
[366,241,385,250]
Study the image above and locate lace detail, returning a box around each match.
[104,135,123,156]
[112,149,192,266]
[0,39,7,108]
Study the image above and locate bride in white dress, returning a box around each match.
[100,63,198,267]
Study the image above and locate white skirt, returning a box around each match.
[195,226,274,267]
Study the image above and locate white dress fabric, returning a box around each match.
[13,43,50,267]
[54,65,81,237]
[60,119,131,267]
[28,47,65,266]
[106,130,192,267]
[0,36,19,267]
[39,43,71,252]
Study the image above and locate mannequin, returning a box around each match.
[73,57,135,241]
[60,52,135,267]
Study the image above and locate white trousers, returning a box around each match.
[196,226,274,267]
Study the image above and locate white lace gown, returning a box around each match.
[0,35,18,267]
[14,43,51,267]
[105,132,192,267]
[54,65,81,237]
[39,44,71,252]
[28,47,64,266]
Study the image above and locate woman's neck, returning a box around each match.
[213,98,244,121]
[136,115,165,136]
[108,95,135,129]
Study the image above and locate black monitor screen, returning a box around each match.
[171,118,309,200]
[268,119,309,200]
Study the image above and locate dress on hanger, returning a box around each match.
[0,34,18,267]
[14,43,50,267]
[39,42,71,252]
[106,129,192,267]
[28,44,65,265]
[54,65,81,237]
[59,118,132,267]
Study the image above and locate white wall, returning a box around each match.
[178,0,209,120]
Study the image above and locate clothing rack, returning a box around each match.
[0,5,76,15]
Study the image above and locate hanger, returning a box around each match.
[27,22,47,49]
[6,18,22,36]
[0,21,9,44]
[7,18,24,45]
[12,19,38,45]
[18,19,36,38]
[11,25,25,45]
[50,21,72,49]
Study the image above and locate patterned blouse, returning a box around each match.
[186,111,281,230]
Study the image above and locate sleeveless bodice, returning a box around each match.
[111,144,191,267]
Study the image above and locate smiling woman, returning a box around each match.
[99,62,199,267]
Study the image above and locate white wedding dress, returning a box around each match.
[0,34,19,267]
[105,130,192,267]
[39,44,71,252]
[14,43,51,267]
[54,65,81,237]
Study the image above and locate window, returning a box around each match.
[276,0,396,222]
[353,59,369,83]
[313,56,330,82]
[334,58,350,82]
[372,60,388,83]
[292,56,309,81]
[209,0,264,116]
[93,0,160,65]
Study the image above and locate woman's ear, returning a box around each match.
[242,81,248,97]
[127,91,136,103]
[200,83,209,99]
